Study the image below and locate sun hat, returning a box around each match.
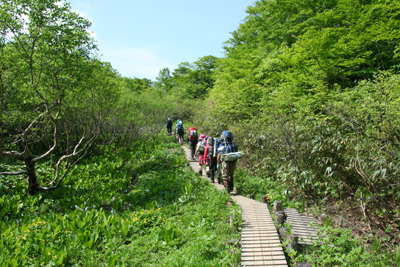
[199,134,206,140]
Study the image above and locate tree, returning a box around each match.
[170,55,218,100]
[205,0,400,221]
[121,77,151,94]
[0,0,116,194]
[155,67,172,100]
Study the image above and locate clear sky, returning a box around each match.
[66,0,255,80]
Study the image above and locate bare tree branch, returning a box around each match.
[20,109,48,157]
[43,147,90,191]
[47,127,100,186]
[2,150,27,160]
[0,170,28,176]
[32,111,59,163]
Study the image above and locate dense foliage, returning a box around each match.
[2,0,400,266]
[157,0,400,265]
[0,135,241,266]
[0,0,171,193]
[198,0,400,238]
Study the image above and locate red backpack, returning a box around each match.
[188,127,198,141]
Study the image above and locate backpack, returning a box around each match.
[220,131,233,142]
[177,122,184,134]
[198,140,205,153]
[214,138,221,148]
[189,128,198,141]
[207,137,214,157]
[220,140,237,154]
[217,134,241,161]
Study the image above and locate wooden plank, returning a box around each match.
[182,146,288,266]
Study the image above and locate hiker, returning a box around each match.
[166,116,172,134]
[204,136,219,183]
[203,136,210,177]
[194,134,206,175]
[187,126,198,159]
[217,131,239,193]
[175,120,185,145]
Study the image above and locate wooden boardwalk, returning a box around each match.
[182,145,288,267]
[239,197,288,266]
[284,208,319,246]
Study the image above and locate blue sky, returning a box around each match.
[66,0,255,80]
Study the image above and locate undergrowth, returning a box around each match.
[0,134,241,266]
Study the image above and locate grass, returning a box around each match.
[0,134,241,266]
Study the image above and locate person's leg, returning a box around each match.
[209,157,216,183]
[179,133,184,145]
[215,158,221,184]
[227,161,236,193]
[198,154,203,175]
[190,142,196,158]
[221,161,229,191]
[206,157,210,177]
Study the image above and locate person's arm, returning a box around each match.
[217,153,221,164]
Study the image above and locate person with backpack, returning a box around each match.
[203,136,210,177]
[194,134,206,175]
[204,136,220,183]
[217,131,239,193]
[175,120,185,145]
[165,116,172,134]
[187,126,198,159]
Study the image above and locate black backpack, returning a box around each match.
[208,137,214,157]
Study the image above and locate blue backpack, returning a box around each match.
[177,122,184,133]
[218,141,237,154]
[220,131,233,142]
[217,132,237,154]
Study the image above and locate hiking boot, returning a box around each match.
[228,188,234,195]
[199,170,202,176]
[211,179,215,183]
[206,171,210,178]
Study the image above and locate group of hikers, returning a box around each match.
[166,117,240,194]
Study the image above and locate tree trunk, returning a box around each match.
[25,157,39,194]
